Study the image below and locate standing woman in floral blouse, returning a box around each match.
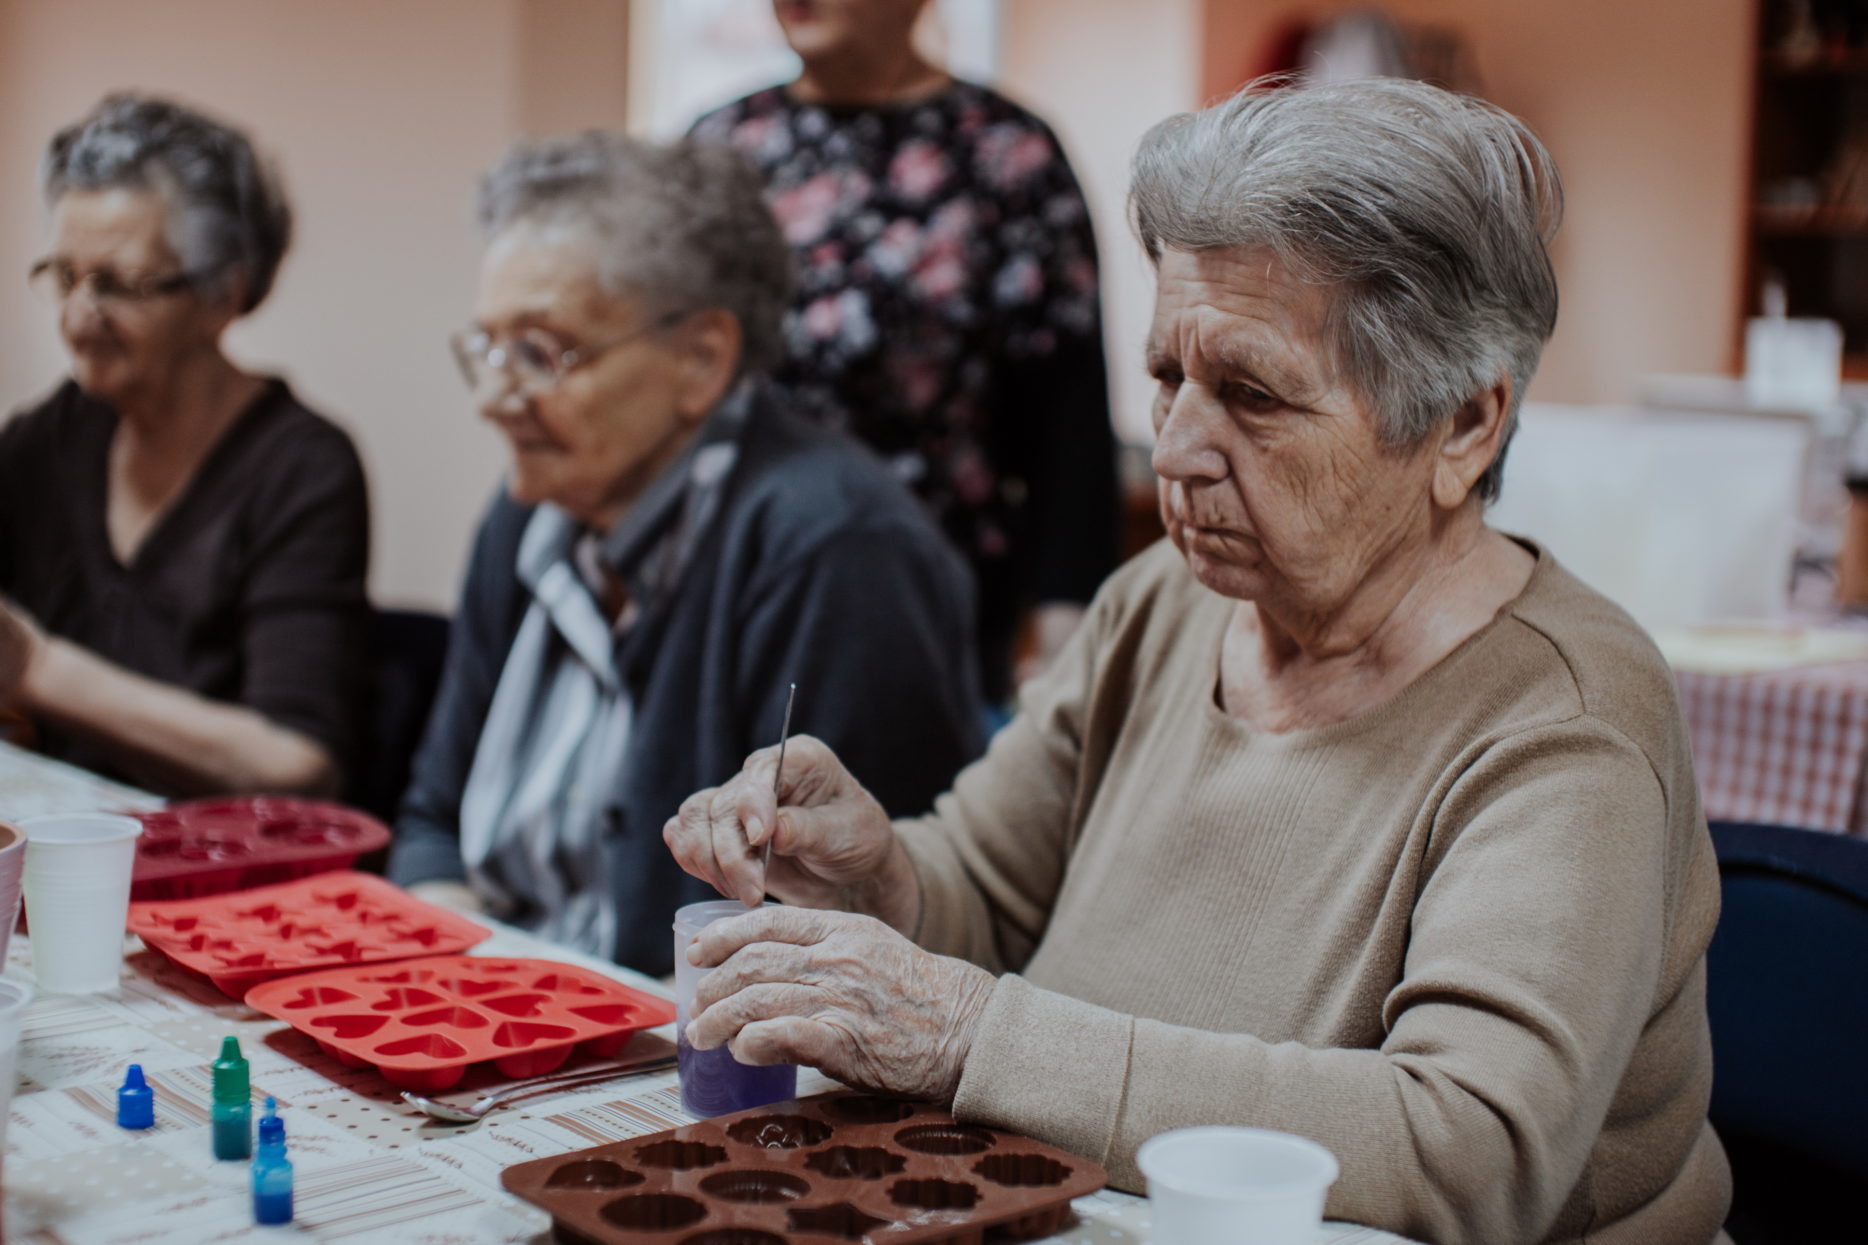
[692,0,1119,702]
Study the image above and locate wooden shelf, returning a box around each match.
[1753,205,1868,236]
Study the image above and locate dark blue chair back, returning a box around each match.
[1706,820,1868,1240]
[350,608,450,825]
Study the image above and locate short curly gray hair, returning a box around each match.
[477,132,793,377]
[1131,77,1561,502]
[42,93,293,314]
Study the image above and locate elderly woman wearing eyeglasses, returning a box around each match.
[386,132,982,973]
[0,94,368,797]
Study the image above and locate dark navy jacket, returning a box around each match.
[388,396,984,974]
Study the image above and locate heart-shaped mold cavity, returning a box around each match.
[314,891,363,910]
[680,1233,790,1245]
[391,926,445,948]
[726,1114,832,1150]
[290,824,352,847]
[895,1123,997,1155]
[545,1160,644,1190]
[236,904,282,923]
[804,1146,906,1180]
[567,1003,639,1026]
[258,818,308,839]
[269,923,328,941]
[374,1034,467,1060]
[138,839,184,858]
[281,985,359,1009]
[433,978,504,998]
[973,1152,1073,1187]
[213,952,271,969]
[599,1194,706,1232]
[632,1139,727,1170]
[308,939,381,961]
[474,962,526,974]
[403,1006,490,1030]
[179,836,250,861]
[490,1021,576,1048]
[310,1013,389,1040]
[528,973,603,994]
[371,988,445,1011]
[697,1170,811,1203]
[822,1094,917,1124]
[786,1203,895,1239]
[887,1178,980,1212]
[147,914,200,931]
[481,993,549,1017]
[361,969,417,984]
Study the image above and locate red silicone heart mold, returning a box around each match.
[244,955,676,1091]
[500,1090,1107,1244]
[131,797,390,901]
[128,872,490,996]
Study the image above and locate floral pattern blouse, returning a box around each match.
[692,80,1118,696]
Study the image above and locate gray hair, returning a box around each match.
[476,132,793,377]
[42,93,292,314]
[1131,76,1562,502]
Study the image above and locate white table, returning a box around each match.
[0,740,1412,1244]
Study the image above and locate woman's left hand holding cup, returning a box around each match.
[686,905,996,1102]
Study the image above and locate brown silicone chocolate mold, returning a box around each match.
[500,1089,1105,1244]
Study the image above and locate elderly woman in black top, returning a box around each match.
[388,133,981,973]
[0,94,368,797]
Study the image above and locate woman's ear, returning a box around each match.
[673,308,744,422]
[199,271,249,344]
[1432,374,1514,510]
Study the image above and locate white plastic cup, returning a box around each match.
[0,979,32,1156]
[673,899,797,1117]
[1136,1126,1341,1245]
[20,814,142,994]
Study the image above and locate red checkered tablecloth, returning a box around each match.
[1675,662,1868,836]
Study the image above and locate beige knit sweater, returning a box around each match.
[899,539,1731,1245]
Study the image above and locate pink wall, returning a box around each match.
[1198,0,1755,407]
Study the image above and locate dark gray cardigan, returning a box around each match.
[389,399,985,974]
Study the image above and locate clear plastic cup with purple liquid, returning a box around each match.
[673,899,797,1118]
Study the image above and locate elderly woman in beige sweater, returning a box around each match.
[664,78,1730,1244]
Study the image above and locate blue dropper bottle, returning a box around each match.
[252,1097,293,1225]
[117,1064,154,1129]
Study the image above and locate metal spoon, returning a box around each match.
[400,1052,677,1125]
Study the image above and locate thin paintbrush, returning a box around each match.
[758,682,797,902]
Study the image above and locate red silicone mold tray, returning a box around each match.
[501,1089,1107,1244]
[132,797,390,901]
[128,872,490,996]
[244,955,677,1091]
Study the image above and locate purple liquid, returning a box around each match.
[677,1033,796,1118]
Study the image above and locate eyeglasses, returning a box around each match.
[27,257,205,308]
[449,310,689,397]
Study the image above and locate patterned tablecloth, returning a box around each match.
[0,742,1415,1245]
[1674,662,1868,836]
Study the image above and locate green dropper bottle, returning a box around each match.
[211,1036,252,1160]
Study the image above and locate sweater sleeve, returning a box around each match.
[950,718,1674,1245]
[893,575,1110,971]
[387,500,523,886]
[732,518,984,819]
[234,424,371,775]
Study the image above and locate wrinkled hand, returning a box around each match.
[0,600,44,704]
[687,906,996,1102]
[663,735,897,911]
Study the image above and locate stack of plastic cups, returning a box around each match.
[20,814,142,994]
[673,899,796,1118]
[0,822,26,963]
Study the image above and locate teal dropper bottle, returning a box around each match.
[210,1036,252,1160]
[252,1098,293,1225]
